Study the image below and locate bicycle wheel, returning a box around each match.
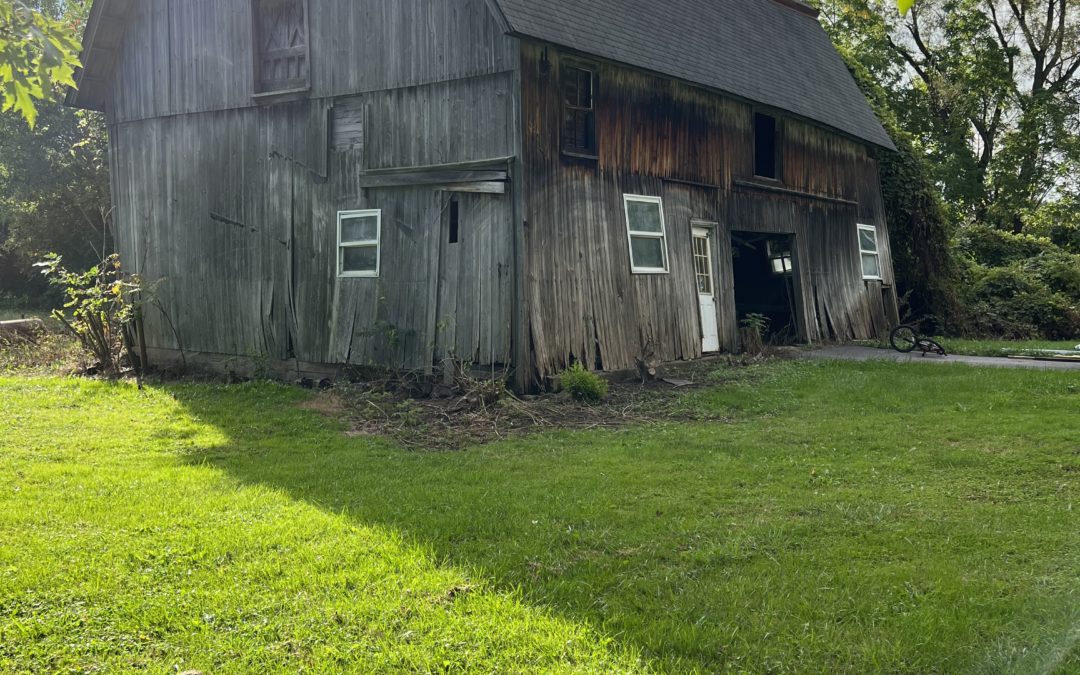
[890,325,919,353]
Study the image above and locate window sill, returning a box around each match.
[339,272,380,279]
[630,268,670,276]
[561,150,599,161]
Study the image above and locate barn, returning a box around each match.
[69,0,899,390]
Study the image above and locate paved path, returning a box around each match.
[801,346,1080,372]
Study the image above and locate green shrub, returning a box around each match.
[971,265,1043,301]
[1047,223,1080,254]
[1019,253,1080,298]
[963,263,1080,340]
[561,362,609,403]
[956,224,1057,267]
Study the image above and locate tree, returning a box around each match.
[819,0,1080,233]
[0,0,104,307]
[0,0,82,127]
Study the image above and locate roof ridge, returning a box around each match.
[769,0,820,19]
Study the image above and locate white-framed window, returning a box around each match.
[338,209,381,278]
[623,195,670,274]
[767,240,793,275]
[858,224,882,280]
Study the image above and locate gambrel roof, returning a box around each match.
[489,0,895,149]
[70,0,894,149]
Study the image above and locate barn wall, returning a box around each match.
[520,43,897,382]
[108,0,517,124]
[108,0,519,372]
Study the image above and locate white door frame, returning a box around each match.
[691,222,720,353]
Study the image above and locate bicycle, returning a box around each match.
[889,324,947,357]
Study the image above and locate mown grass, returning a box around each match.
[864,336,1080,357]
[1,361,1078,673]
[935,338,1080,357]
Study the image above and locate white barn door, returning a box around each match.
[693,226,720,353]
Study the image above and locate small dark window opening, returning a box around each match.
[254,0,310,95]
[562,65,597,156]
[448,198,460,244]
[754,113,779,180]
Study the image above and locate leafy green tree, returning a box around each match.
[0,0,82,127]
[819,0,1080,233]
[0,0,104,307]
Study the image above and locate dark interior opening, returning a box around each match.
[754,113,778,179]
[448,198,460,244]
[731,231,799,343]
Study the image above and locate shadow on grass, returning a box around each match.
[169,381,763,671]
[167,362,1080,673]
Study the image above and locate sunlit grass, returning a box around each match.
[1,360,1078,672]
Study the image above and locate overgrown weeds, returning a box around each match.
[0,329,84,376]
[304,357,771,451]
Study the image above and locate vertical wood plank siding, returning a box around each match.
[104,2,896,385]
[108,0,519,371]
[108,0,516,124]
[519,43,897,383]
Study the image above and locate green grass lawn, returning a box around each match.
[864,337,1080,357]
[1,361,1078,673]
[934,338,1080,357]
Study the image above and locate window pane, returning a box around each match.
[772,258,785,274]
[563,66,593,108]
[862,253,881,278]
[343,245,378,273]
[626,200,663,233]
[342,215,378,243]
[859,228,878,253]
[631,236,666,270]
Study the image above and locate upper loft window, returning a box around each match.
[562,64,597,157]
[253,0,310,95]
[754,112,779,180]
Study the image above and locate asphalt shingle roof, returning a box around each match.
[492,0,896,149]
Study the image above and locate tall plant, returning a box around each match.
[36,253,146,378]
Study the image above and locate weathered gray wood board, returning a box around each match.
[99,1,897,389]
[518,43,897,383]
[108,0,519,373]
[108,0,517,124]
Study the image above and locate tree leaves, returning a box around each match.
[0,0,82,127]
[897,0,915,14]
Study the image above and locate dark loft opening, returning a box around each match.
[448,198,460,244]
[754,112,778,179]
[731,231,798,343]
[561,64,597,156]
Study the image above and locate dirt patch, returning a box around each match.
[302,356,776,451]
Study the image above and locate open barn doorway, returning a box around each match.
[730,231,799,344]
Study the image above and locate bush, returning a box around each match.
[561,362,609,403]
[1047,223,1080,254]
[963,262,1080,340]
[37,253,146,376]
[955,224,1057,267]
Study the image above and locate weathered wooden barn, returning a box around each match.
[69,0,899,389]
